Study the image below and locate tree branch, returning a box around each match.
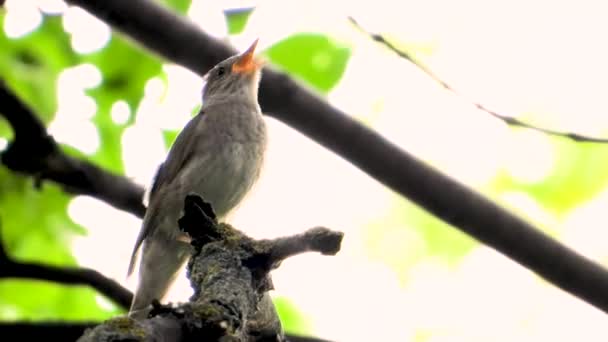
[348,17,608,144]
[0,80,328,342]
[266,227,343,263]
[60,0,608,314]
[0,322,332,342]
[0,81,146,218]
[0,205,333,342]
[0,232,133,308]
[78,194,342,341]
[0,260,133,308]
[0,322,99,341]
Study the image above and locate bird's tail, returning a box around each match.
[128,237,190,319]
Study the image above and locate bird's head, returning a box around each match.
[202,39,264,105]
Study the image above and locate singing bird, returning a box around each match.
[127,40,267,319]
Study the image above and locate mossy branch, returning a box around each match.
[78,194,343,342]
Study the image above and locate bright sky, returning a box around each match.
[4,0,608,341]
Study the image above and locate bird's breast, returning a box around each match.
[179,111,266,218]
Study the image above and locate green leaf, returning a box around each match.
[224,8,254,35]
[162,129,179,150]
[273,296,312,336]
[263,33,351,93]
[160,0,192,14]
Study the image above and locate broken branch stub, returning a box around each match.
[78,194,343,341]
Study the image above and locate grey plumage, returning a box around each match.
[127,41,267,319]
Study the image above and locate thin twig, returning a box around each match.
[267,227,344,263]
[0,235,132,308]
[0,260,133,308]
[348,17,608,144]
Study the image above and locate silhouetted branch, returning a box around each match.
[0,322,331,342]
[0,232,132,308]
[348,17,608,143]
[79,194,342,341]
[0,261,133,308]
[0,322,99,341]
[62,0,608,314]
[0,81,146,218]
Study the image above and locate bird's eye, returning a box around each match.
[217,67,225,76]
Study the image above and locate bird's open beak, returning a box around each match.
[232,39,264,74]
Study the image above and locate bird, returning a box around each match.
[127,39,267,319]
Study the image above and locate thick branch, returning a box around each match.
[79,194,342,341]
[0,82,146,218]
[63,0,608,313]
[0,196,332,342]
[348,17,608,144]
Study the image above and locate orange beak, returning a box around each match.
[232,39,264,74]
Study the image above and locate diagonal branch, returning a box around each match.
[62,0,608,314]
[348,17,608,144]
[0,260,133,308]
[0,81,146,218]
[0,232,132,308]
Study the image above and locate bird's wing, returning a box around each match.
[126,162,166,276]
[127,111,206,277]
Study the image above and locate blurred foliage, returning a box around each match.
[0,166,122,320]
[224,8,254,35]
[263,33,351,94]
[162,129,180,151]
[366,196,477,282]
[160,0,192,14]
[273,296,312,336]
[366,134,608,282]
[0,12,116,321]
[0,15,75,137]
[0,0,171,320]
[0,0,352,329]
[494,137,608,214]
